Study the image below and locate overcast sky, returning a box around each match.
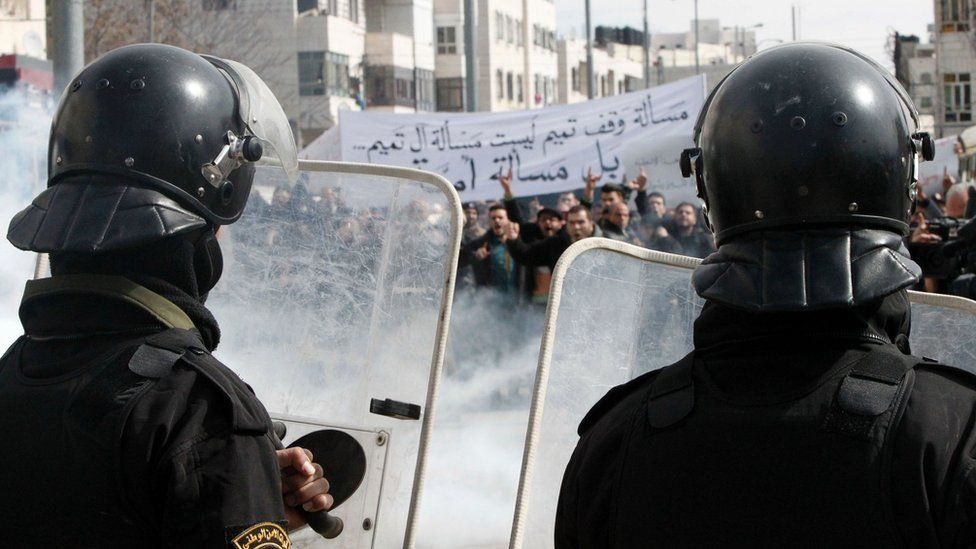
[554,0,934,72]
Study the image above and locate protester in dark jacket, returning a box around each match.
[506,205,602,272]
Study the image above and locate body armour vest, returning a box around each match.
[0,333,158,546]
[609,345,921,547]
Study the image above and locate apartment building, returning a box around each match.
[894,33,937,134]
[0,0,45,59]
[932,0,975,137]
[432,0,558,111]
[81,0,364,145]
[363,0,436,113]
[557,38,643,104]
[558,19,755,103]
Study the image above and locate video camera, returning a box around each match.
[911,216,976,298]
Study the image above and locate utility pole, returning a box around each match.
[464,0,477,111]
[50,0,84,94]
[693,0,699,74]
[585,0,594,99]
[791,4,796,41]
[643,0,651,88]
[147,0,155,42]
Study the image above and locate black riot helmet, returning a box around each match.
[680,42,934,247]
[8,43,297,253]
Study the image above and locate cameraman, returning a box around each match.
[908,181,976,294]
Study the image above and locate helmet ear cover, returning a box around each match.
[685,42,930,245]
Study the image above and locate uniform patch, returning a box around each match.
[227,521,290,549]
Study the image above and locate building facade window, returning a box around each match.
[496,70,504,99]
[506,72,514,100]
[920,96,933,109]
[945,72,972,122]
[436,78,464,111]
[325,52,349,96]
[921,72,933,84]
[416,69,435,111]
[496,12,505,41]
[299,51,350,97]
[349,0,359,23]
[516,74,523,102]
[941,0,971,32]
[505,15,514,44]
[533,24,541,46]
[437,26,457,54]
[365,66,418,108]
[516,20,523,47]
[298,51,326,96]
[571,67,579,92]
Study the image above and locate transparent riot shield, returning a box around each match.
[208,160,461,548]
[509,238,976,549]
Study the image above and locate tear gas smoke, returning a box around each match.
[414,290,544,547]
[0,98,545,547]
[0,89,53,343]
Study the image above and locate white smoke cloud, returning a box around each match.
[414,290,545,547]
[0,88,53,342]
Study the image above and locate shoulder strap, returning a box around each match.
[645,352,696,429]
[823,345,922,439]
[835,346,919,417]
[128,328,270,434]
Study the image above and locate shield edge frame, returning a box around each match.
[32,159,464,549]
[507,237,976,548]
[297,160,462,549]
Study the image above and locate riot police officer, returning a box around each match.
[556,43,976,547]
[1,44,329,547]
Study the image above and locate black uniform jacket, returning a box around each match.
[556,296,976,548]
[0,275,289,548]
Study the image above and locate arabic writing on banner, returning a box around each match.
[338,75,706,203]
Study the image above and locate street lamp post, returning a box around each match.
[693,0,699,74]
[586,0,594,99]
[643,0,651,88]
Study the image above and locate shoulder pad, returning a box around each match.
[129,328,270,434]
[578,368,660,435]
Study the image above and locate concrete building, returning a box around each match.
[293,0,367,144]
[931,0,976,137]
[82,0,364,145]
[894,33,937,135]
[363,0,436,113]
[432,0,558,111]
[557,20,756,103]
[0,0,46,58]
[557,38,643,104]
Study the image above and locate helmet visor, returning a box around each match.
[205,55,299,184]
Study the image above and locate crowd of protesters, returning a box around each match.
[226,166,976,308]
[907,171,976,296]
[457,168,717,304]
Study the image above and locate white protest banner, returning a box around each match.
[338,75,705,203]
[917,135,959,196]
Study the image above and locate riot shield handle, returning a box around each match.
[275,422,368,541]
[303,508,344,539]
